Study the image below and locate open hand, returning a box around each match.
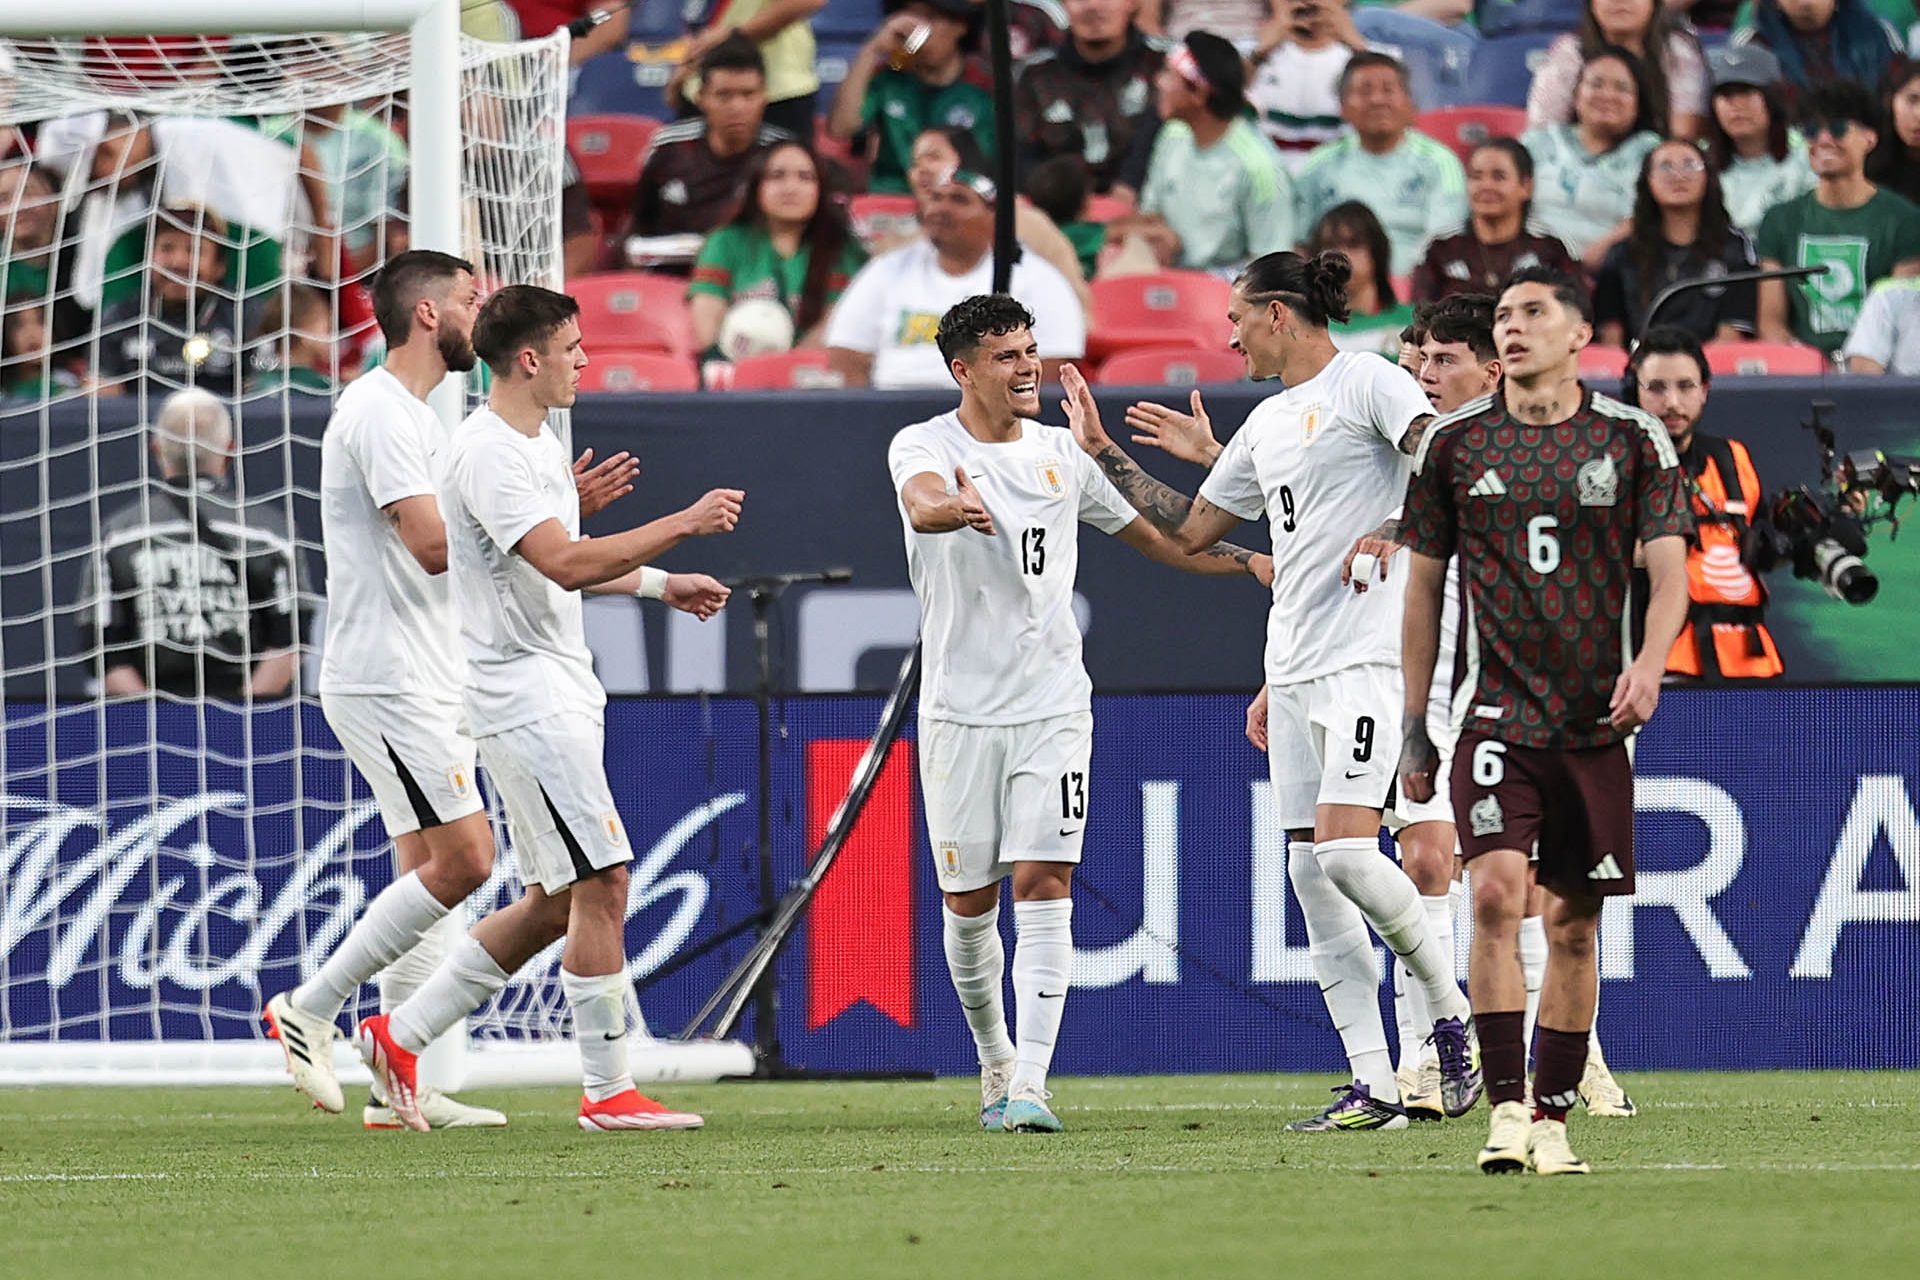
[1125,390,1219,466]
[684,488,745,535]
[1609,659,1663,731]
[1245,685,1269,751]
[664,572,730,620]
[574,448,640,518]
[954,467,996,536]
[1059,362,1112,456]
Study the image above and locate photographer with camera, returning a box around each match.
[1628,326,1784,680]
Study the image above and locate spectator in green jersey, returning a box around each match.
[826,0,995,195]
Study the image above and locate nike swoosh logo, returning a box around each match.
[1058,827,1077,837]
[601,1031,625,1041]
[1038,990,1065,999]
[1344,770,1367,779]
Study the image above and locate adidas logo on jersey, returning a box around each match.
[1588,854,1625,881]
[1467,470,1508,498]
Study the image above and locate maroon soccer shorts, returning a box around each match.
[1450,731,1636,897]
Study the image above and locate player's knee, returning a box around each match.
[1010,862,1071,902]
[1472,874,1527,928]
[583,862,630,908]
[1398,832,1452,894]
[1545,907,1600,956]
[441,836,494,898]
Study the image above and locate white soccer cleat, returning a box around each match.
[1477,1100,1531,1174]
[1580,1045,1638,1118]
[263,992,343,1114]
[365,1087,507,1130]
[1398,1059,1444,1122]
[1526,1117,1593,1175]
[979,1059,1015,1132]
[577,1089,704,1132]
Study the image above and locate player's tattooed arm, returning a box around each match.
[1114,518,1270,578]
[1397,414,1437,458]
[1092,443,1197,535]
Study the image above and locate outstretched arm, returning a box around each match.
[1061,363,1235,550]
[514,489,743,591]
[1114,516,1272,580]
[1397,550,1447,805]
[900,468,997,536]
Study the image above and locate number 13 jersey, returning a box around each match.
[1198,351,1433,686]
[889,412,1138,726]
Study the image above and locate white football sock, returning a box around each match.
[943,904,1015,1066]
[1008,898,1073,1097]
[563,969,634,1103]
[1419,891,1462,1022]
[1520,914,1548,1051]
[1289,840,1395,1102]
[291,870,446,1023]
[1393,957,1427,1070]
[1317,837,1470,1024]
[389,934,509,1054]
[1589,963,1606,1055]
[380,907,460,1011]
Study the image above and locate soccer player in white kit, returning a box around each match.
[355,284,738,1132]
[266,251,637,1128]
[1061,251,1480,1131]
[890,295,1271,1134]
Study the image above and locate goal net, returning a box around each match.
[0,17,748,1086]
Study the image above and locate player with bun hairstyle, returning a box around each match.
[1063,251,1481,1131]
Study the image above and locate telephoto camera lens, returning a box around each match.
[1812,538,1877,604]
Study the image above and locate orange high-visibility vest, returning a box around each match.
[1666,433,1784,679]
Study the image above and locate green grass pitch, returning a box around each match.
[3,1073,1916,1279]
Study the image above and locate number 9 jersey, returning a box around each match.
[888,411,1138,727]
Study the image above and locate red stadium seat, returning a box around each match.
[576,348,699,393]
[1703,341,1828,375]
[1096,344,1246,386]
[1577,345,1630,378]
[570,272,695,355]
[724,348,846,389]
[567,114,659,211]
[1416,106,1530,165]
[1087,270,1233,361]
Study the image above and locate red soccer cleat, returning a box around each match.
[576,1089,704,1133]
[355,1015,427,1133]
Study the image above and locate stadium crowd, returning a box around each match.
[4,0,1920,398]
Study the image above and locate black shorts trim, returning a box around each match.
[383,737,444,830]
[539,783,597,882]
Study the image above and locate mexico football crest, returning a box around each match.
[1577,456,1620,507]
[1469,794,1505,837]
[1036,457,1067,498]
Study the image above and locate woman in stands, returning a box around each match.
[1526,0,1709,139]
[1736,0,1903,99]
[1520,46,1663,271]
[1593,138,1758,347]
[1867,62,1920,206]
[1704,44,1816,237]
[1411,138,1579,302]
[686,140,866,360]
[1307,201,1412,356]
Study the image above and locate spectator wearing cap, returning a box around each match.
[1106,31,1294,275]
[1247,0,1370,170]
[1705,43,1817,236]
[1756,79,1920,354]
[825,166,1085,388]
[78,388,308,701]
[1525,0,1710,140]
[97,203,263,400]
[1013,0,1167,195]
[827,0,996,196]
[630,35,794,246]
[1294,52,1466,277]
[1843,277,1920,373]
[1732,0,1903,100]
[672,0,825,141]
[1867,62,1920,207]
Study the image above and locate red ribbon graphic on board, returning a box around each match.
[806,738,916,1029]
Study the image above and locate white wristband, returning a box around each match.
[635,566,669,599]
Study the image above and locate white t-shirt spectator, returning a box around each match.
[1250,42,1355,171]
[825,239,1086,389]
[1842,278,1920,375]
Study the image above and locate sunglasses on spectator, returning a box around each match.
[1801,118,1857,140]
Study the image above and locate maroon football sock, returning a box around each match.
[1533,1026,1589,1123]
[1477,1009,1527,1107]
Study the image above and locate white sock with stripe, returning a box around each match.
[389,934,509,1054]
[1316,836,1471,1025]
[943,905,1015,1066]
[291,870,446,1023]
[1289,840,1396,1102]
[562,969,634,1103]
[1008,899,1073,1097]
[1520,913,1548,1053]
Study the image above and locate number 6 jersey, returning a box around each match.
[888,412,1138,726]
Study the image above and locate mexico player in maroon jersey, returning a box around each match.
[1397,266,1691,1175]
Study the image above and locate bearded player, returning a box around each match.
[1399,266,1689,1174]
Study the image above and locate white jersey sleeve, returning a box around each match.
[1357,355,1433,450]
[887,427,948,494]
[1197,425,1265,521]
[357,401,440,510]
[1072,449,1138,534]
[464,434,557,556]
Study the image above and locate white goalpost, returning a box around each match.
[0,1,753,1087]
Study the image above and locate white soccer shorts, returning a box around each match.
[477,711,632,895]
[1266,663,1403,830]
[1394,687,1461,828]
[322,690,484,838]
[918,711,1093,894]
